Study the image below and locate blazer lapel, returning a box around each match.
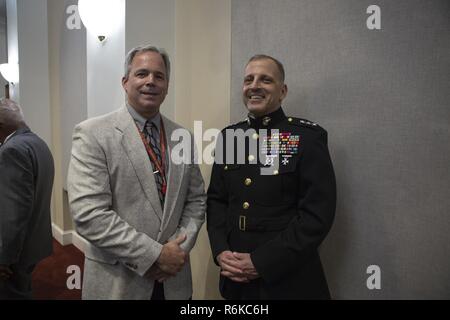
[161,116,185,229]
[115,108,163,219]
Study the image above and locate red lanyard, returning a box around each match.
[136,119,167,195]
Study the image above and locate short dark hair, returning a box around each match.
[0,98,25,125]
[247,54,285,82]
[124,45,171,81]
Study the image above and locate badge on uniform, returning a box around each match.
[261,132,300,156]
[280,132,300,155]
[281,156,291,166]
[264,155,277,166]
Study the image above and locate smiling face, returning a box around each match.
[122,51,169,118]
[242,58,288,117]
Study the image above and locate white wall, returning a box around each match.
[86,0,125,118]
[15,0,51,145]
[46,0,87,231]
[126,0,175,120]
[59,0,87,190]
[0,16,7,90]
[5,0,51,144]
[6,0,18,100]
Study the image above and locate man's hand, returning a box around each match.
[156,234,188,276]
[0,265,12,281]
[232,252,259,280]
[217,251,249,283]
[145,264,171,283]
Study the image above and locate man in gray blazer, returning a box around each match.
[67,45,206,300]
[0,98,54,299]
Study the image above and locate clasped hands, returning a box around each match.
[145,234,188,283]
[217,250,259,283]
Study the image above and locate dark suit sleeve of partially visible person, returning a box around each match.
[207,160,230,265]
[0,146,34,265]
[251,129,337,284]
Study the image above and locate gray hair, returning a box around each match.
[247,54,285,82]
[0,98,25,126]
[123,45,171,81]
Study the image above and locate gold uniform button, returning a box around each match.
[224,165,228,171]
[248,155,255,162]
[288,117,293,122]
[244,178,252,186]
[252,133,259,140]
[243,202,250,210]
[273,170,279,175]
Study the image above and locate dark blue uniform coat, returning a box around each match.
[207,107,336,299]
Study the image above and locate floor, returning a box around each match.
[32,239,84,300]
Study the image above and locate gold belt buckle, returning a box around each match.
[239,215,246,231]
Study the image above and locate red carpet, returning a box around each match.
[32,239,84,300]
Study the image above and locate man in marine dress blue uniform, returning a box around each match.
[207,55,336,299]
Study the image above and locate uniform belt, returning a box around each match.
[231,215,294,232]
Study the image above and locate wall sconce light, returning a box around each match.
[78,0,122,43]
[0,63,20,85]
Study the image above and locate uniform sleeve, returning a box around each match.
[251,129,336,284]
[206,134,230,264]
[0,146,34,265]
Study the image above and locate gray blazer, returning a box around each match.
[0,127,54,267]
[67,107,206,299]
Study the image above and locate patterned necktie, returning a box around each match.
[144,121,165,205]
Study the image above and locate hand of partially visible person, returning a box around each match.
[0,265,12,281]
[156,234,188,276]
[145,264,172,283]
[217,250,249,283]
[232,252,260,280]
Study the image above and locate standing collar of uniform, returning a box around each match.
[126,103,162,132]
[247,106,286,128]
[4,130,17,144]
[1,126,30,146]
